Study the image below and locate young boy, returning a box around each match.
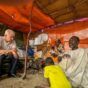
[44,57,72,88]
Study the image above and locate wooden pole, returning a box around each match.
[22,0,35,79]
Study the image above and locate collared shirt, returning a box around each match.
[0,36,17,50]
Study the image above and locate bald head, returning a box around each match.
[4,29,15,43]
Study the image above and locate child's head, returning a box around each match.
[45,57,54,66]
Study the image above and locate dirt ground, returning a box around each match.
[0,70,47,88]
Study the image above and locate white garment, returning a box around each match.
[59,48,88,88]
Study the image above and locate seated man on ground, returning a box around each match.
[0,29,19,77]
[55,39,64,57]
[35,57,72,88]
[59,36,88,88]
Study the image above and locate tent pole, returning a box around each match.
[22,0,35,79]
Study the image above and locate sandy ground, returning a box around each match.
[0,70,47,88]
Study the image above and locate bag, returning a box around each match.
[27,48,34,57]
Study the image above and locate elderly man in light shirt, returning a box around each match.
[0,29,18,77]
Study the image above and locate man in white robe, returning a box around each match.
[59,36,88,88]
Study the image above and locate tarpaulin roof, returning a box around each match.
[0,0,88,33]
[0,0,54,33]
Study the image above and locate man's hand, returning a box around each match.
[10,49,18,58]
[0,50,12,55]
[0,49,18,58]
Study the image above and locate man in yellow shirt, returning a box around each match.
[44,57,72,88]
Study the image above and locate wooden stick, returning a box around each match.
[22,0,35,79]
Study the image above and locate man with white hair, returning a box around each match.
[0,29,18,77]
